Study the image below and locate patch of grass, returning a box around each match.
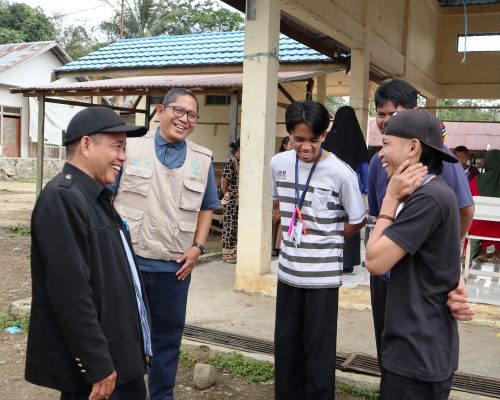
[5,224,31,236]
[179,350,196,367]
[336,380,379,399]
[0,312,30,332]
[208,353,274,383]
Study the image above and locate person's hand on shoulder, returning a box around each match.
[89,371,116,400]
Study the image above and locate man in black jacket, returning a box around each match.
[26,107,150,400]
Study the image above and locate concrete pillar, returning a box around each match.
[426,97,438,117]
[235,0,280,295]
[349,48,371,140]
[317,75,327,105]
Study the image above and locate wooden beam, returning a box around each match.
[229,91,239,142]
[44,97,148,114]
[144,96,152,130]
[278,84,296,103]
[36,93,45,198]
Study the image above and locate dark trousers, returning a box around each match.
[370,275,388,367]
[274,280,339,400]
[142,271,191,400]
[380,369,453,400]
[60,376,146,400]
[342,231,361,273]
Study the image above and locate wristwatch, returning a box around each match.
[193,241,209,255]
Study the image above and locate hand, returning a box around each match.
[386,161,428,203]
[272,208,281,224]
[176,246,201,281]
[447,276,475,321]
[89,371,116,400]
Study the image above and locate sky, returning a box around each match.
[17,0,115,27]
[17,0,238,28]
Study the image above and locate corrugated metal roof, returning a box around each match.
[55,31,333,73]
[11,70,333,95]
[368,118,500,151]
[0,41,71,73]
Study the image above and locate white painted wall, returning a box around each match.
[0,49,78,157]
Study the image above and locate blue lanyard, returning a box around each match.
[294,149,322,210]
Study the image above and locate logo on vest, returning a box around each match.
[131,156,152,167]
[191,161,201,177]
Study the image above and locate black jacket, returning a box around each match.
[25,163,147,392]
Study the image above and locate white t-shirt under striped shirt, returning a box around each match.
[271,150,365,288]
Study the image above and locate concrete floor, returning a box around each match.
[187,258,500,382]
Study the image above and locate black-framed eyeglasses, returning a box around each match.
[164,105,199,123]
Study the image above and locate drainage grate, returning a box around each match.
[184,324,274,355]
[184,325,500,398]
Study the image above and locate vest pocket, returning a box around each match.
[120,208,145,244]
[175,220,197,252]
[180,178,205,211]
[121,165,153,196]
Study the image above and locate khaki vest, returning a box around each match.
[114,131,212,261]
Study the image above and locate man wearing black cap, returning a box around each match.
[365,109,461,399]
[26,107,151,400]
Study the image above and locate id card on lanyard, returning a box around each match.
[288,149,322,247]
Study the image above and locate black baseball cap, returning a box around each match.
[64,106,147,146]
[384,109,457,163]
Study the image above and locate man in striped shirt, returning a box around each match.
[271,100,366,399]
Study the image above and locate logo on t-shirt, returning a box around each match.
[275,170,287,181]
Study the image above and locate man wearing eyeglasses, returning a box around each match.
[112,88,219,400]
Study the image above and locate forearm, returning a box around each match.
[221,178,229,193]
[194,209,214,245]
[365,197,402,275]
[344,220,366,240]
[459,204,475,240]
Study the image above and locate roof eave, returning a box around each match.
[54,61,338,80]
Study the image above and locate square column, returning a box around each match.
[426,97,438,116]
[349,48,371,140]
[235,0,280,295]
[316,75,327,105]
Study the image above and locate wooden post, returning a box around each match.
[145,95,151,130]
[36,93,45,198]
[229,92,238,142]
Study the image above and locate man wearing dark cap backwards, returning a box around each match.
[25,107,151,400]
[365,109,461,400]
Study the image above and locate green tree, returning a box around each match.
[56,24,104,60]
[99,0,243,40]
[0,2,57,43]
[325,96,349,115]
[437,98,500,122]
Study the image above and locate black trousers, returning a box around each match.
[380,369,453,400]
[60,376,146,400]
[274,280,339,400]
[342,231,361,273]
[370,275,388,368]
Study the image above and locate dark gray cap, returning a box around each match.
[384,109,457,163]
[64,106,147,146]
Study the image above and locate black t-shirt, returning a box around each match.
[382,176,460,382]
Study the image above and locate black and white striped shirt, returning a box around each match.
[271,150,365,288]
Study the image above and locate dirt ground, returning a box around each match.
[0,183,364,399]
